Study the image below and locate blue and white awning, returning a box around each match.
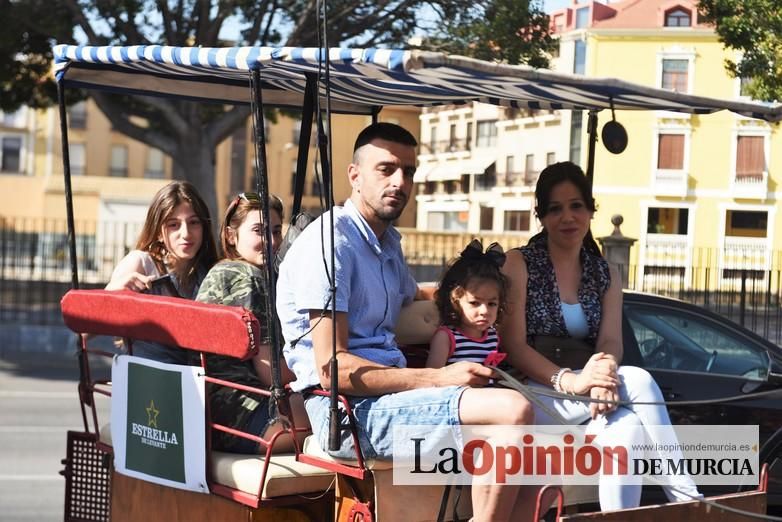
[53,45,782,121]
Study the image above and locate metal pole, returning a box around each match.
[250,68,284,400]
[585,110,599,185]
[291,76,317,222]
[56,82,79,290]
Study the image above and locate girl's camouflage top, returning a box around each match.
[195,260,274,452]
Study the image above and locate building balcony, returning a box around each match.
[722,236,769,270]
[643,233,689,265]
[730,171,768,199]
[494,171,539,190]
[652,169,688,197]
[420,138,471,156]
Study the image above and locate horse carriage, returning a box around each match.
[53,42,782,521]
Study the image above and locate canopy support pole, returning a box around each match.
[57,82,80,291]
[250,68,285,401]
[585,110,599,184]
[291,76,317,222]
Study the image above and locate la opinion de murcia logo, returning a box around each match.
[130,399,179,449]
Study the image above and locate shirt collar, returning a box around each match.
[344,199,400,256]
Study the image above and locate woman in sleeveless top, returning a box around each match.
[499,162,701,510]
[105,181,218,363]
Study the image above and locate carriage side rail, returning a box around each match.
[60,288,329,509]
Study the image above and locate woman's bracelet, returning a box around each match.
[550,367,571,393]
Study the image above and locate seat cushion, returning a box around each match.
[302,434,394,471]
[99,422,334,498]
[210,451,335,498]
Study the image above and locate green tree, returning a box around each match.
[0,0,75,111]
[5,0,553,221]
[698,0,782,101]
[424,0,553,68]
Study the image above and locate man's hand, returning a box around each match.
[436,361,495,388]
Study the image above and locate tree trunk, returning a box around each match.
[172,132,220,237]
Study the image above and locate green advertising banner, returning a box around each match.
[125,362,185,482]
[111,355,208,493]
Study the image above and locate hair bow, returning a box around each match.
[460,239,506,268]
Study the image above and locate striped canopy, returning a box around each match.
[53,44,782,121]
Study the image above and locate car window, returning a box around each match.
[624,304,769,380]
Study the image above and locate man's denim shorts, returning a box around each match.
[304,385,466,460]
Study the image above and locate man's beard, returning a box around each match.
[372,190,407,222]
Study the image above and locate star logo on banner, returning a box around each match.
[146,399,160,428]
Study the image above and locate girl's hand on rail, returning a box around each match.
[105,272,154,292]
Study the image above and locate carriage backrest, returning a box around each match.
[61,289,260,360]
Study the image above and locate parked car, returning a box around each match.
[621,291,782,506]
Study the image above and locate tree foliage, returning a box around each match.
[4,0,553,222]
[698,0,782,101]
[424,0,554,68]
[0,0,75,111]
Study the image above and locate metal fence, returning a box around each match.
[2,216,782,346]
[0,217,141,325]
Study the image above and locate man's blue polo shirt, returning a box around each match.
[277,199,418,392]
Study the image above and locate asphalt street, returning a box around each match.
[0,349,110,522]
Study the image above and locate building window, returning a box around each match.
[466,122,473,150]
[69,102,87,129]
[427,211,468,232]
[569,111,583,163]
[145,148,165,179]
[230,126,247,193]
[109,145,128,177]
[726,210,767,238]
[292,119,302,145]
[664,8,691,27]
[289,159,298,194]
[647,207,689,234]
[69,143,86,176]
[504,210,530,232]
[1,108,26,128]
[661,59,688,92]
[0,136,22,173]
[546,152,556,166]
[575,6,590,28]
[479,206,494,231]
[429,125,438,153]
[476,121,497,148]
[505,155,516,184]
[449,124,457,150]
[736,135,765,181]
[573,40,586,75]
[657,134,684,170]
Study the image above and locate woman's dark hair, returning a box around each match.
[436,244,509,328]
[534,161,602,256]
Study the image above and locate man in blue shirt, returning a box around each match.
[277,122,535,521]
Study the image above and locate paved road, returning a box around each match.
[0,349,110,522]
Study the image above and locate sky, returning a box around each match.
[544,0,573,12]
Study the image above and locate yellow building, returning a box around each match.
[552,0,781,286]
[0,101,419,280]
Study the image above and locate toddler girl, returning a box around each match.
[426,239,508,369]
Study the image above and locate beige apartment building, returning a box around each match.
[0,101,419,279]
